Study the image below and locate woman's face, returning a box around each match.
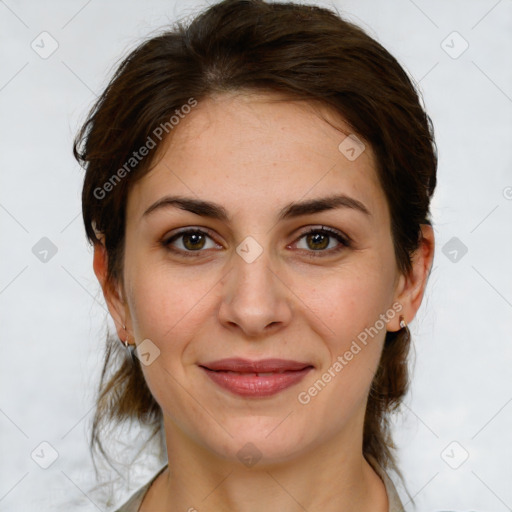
[112,92,409,464]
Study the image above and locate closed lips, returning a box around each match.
[206,370,308,376]
[199,358,314,398]
[199,358,314,373]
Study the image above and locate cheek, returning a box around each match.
[123,263,212,415]
[301,264,394,344]
[125,256,218,349]
[294,255,396,400]
[294,273,390,424]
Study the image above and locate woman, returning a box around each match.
[74,0,436,510]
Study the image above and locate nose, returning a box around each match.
[217,243,292,339]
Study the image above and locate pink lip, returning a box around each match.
[201,358,312,372]
[199,358,314,398]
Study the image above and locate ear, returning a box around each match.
[389,224,435,331]
[93,237,130,343]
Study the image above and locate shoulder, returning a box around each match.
[112,464,168,512]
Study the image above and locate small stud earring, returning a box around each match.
[399,315,407,329]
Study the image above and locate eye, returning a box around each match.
[292,226,350,257]
[161,228,220,256]
[161,226,351,258]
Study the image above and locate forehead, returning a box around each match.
[126,91,387,224]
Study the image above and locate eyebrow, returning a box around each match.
[141,194,371,222]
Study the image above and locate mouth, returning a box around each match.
[199,358,314,398]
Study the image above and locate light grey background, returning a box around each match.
[1,0,511,510]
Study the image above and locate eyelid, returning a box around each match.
[161,225,351,256]
[162,227,222,252]
[294,225,351,245]
[289,225,351,257]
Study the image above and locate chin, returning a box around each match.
[205,421,312,467]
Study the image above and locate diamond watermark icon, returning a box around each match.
[32,237,58,263]
[441,31,469,59]
[236,236,263,263]
[31,441,59,469]
[338,134,365,161]
[135,338,161,366]
[31,31,59,59]
[237,442,262,468]
[442,236,468,263]
[441,441,469,469]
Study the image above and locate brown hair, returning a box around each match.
[74,0,436,486]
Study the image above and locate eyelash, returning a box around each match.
[161,226,351,259]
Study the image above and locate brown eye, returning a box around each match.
[181,232,207,250]
[304,232,330,250]
[162,229,220,256]
[293,227,350,257]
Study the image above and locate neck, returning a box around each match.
[142,417,389,512]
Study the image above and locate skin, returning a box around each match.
[93,91,434,511]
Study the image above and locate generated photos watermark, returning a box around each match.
[93,97,198,200]
[297,301,403,405]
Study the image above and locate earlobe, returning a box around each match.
[391,224,435,331]
[92,241,128,341]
